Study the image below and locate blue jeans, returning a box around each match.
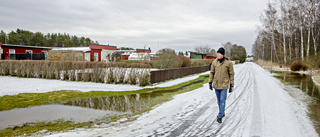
[215,89,227,118]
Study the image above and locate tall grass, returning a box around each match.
[255,59,286,69]
[0,60,151,86]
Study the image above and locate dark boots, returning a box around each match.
[217,117,222,123]
[217,114,225,123]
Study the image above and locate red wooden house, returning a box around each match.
[88,44,117,62]
[0,42,51,60]
[136,48,151,53]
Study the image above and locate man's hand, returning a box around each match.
[229,84,233,93]
[209,82,213,90]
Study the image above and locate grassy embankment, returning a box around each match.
[0,74,209,137]
[255,59,290,70]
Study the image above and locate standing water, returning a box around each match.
[0,77,205,130]
[273,71,320,134]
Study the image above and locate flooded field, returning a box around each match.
[0,77,205,130]
[273,71,320,134]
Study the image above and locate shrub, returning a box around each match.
[46,61,56,79]
[191,59,213,67]
[91,66,103,83]
[9,61,17,76]
[16,61,24,77]
[117,68,127,84]
[128,68,137,85]
[106,68,114,84]
[153,52,181,69]
[0,60,10,75]
[26,61,35,78]
[138,69,150,86]
[0,60,152,86]
[178,56,191,67]
[290,60,308,71]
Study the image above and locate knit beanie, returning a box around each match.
[217,47,225,55]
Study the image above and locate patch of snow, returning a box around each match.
[0,71,209,97]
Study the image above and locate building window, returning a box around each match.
[26,50,33,54]
[9,49,15,54]
[9,49,16,60]
[85,53,90,62]
[94,53,99,61]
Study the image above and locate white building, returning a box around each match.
[128,52,150,61]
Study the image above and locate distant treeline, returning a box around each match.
[0,28,99,47]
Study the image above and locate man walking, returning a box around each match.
[208,47,234,123]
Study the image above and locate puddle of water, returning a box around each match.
[273,71,320,134]
[0,78,205,130]
[62,79,204,113]
[0,104,127,130]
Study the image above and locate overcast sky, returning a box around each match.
[0,0,268,54]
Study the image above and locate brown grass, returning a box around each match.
[314,75,320,85]
[255,59,290,70]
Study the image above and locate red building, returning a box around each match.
[0,42,51,60]
[136,49,151,53]
[206,56,216,59]
[188,51,216,59]
[88,44,117,62]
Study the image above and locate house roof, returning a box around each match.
[188,51,207,55]
[90,44,117,47]
[1,44,52,49]
[51,47,91,52]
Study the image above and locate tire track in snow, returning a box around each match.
[250,63,263,137]
[96,63,257,137]
[160,63,254,137]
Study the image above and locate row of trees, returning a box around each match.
[0,29,99,47]
[252,0,320,65]
[222,42,247,63]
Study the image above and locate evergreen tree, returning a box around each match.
[1,28,97,47]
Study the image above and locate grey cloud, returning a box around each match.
[0,0,267,54]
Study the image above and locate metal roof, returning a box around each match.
[1,44,52,49]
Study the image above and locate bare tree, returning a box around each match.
[222,42,232,57]
[208,49,216,56]
[194,45,212,54]
[254,0,320,65]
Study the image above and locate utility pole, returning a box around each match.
[270,31,274,74]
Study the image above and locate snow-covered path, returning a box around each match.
[46,62,318,137]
